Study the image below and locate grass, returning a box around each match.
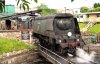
[78,22,100,34]
[86,24,100,34]
[78,22,86,29]
[0,38,34,54]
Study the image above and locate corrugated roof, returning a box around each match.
[0,13,14,19]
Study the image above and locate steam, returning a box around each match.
[76,48,96,64]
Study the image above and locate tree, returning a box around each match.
[0,0,5,13]
[17,0,74,11]
[80,6,89,13]
[0,0,74,12]
[17,0,38,10]
[79,2,100,13]
[94,3,100,8]
[0,0,38,12]
[92,3,100,12]
[92,7,100,12]
[36,4,57,15]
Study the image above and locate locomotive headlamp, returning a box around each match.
[59,40,62,43]
[67,32,72,36]
[77,39,79,41]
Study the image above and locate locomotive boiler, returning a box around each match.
[32,13,84,56]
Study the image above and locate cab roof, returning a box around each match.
[35,13,73,20]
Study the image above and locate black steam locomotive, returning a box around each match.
[32,13,84,56]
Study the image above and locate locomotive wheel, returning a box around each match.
[67,47,76,56]
[39,39,46,47]
[39,39,42,45]
[49,38,56,51]
[58,46,64,55]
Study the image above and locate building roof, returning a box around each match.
[79,12,100,15]
[0,13,14,19]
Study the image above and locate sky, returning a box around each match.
[5,0,100,9]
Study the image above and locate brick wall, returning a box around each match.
[0,30,33,43]
[0,30,20,40]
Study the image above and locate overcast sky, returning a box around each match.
[5,0,100,9]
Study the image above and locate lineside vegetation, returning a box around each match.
[0,38,34,54]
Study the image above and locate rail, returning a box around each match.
[38,44,75,64]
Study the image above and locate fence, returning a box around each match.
[97,35,100,43]
[82,34,100,44]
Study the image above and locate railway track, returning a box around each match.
[38,44,76,64]
[38,44,99,64]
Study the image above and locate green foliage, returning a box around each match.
[93,3,100,8]
[17,0,30,11]
[36,4,57,15]
[88,8,94,12]
[71,0,74,2]
[92,7,100,12]
[16,0,38,11]
[0,0,74,12]
[80,6,89,13]
[0,38,33,54]
[34,0,38,3]
[0,0,5,13]
[80,3,100,13]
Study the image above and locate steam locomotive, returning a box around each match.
[32,13,84,56]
